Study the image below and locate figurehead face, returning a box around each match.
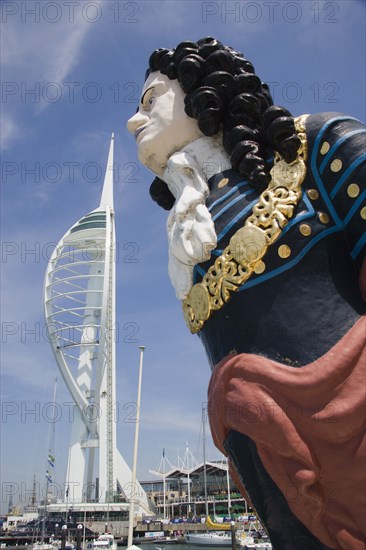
[127,71,204,178]
[126,38,301,300]
[127,38,300,211]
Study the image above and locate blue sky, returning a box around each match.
[1,0,365,513]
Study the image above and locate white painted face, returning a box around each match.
[127,71,204,177]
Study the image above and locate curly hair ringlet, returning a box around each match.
[146,37,301,210]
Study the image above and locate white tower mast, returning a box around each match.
[44,135,149,510]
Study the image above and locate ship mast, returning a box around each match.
[41,377,57,543]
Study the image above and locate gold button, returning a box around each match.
[320,141,330,155]
[319,212,330,224]
[299,224,312,236]
[361,207,366,220]
[330,159,342,172]
[218,178,229,188]
[307,189,319,200]
[278,245,291,258]
[347,183,360,198]
[254,260,266,274]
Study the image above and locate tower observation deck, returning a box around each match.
[44,135,150,513]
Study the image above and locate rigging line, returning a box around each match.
[195,414,203,462]
[28,370,51,494]
[48,377,58,454]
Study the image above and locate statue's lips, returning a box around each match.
[135,126,147,141]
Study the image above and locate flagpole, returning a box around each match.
[127,346,145,549]
[42,377,58,543]
[65,445,71,522]
[163,450,166,520]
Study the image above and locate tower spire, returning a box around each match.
[99,133,114,209]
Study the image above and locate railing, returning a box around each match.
[155,493,245,506]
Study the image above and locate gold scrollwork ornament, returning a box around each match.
[271,158,306,188]
[229,225,267,267]
[182,115,309,333]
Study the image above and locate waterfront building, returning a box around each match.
[143,459,249,519]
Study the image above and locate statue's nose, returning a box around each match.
[127,111,148,135]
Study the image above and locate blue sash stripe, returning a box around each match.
[238,226,340,291]
[330,153,366,199]
[310,117,351,226]
[351,232,366,260]
[212,189,254,222]
[344,190,366,226]
[194,116,364,290]
[216,198,259,242]
[319,129,366,174]
[208,180,250,212]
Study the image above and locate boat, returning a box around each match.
[154,536,179,545]
[133,534,179,545]
[185,531,232,546]
[92,533,117,550]
[236,522,273,549]
[186,409,232,547]
[235,529,255,548]
[239,543,272,550]
[33,539,74,550]
[206,515,231,531]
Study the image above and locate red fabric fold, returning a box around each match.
[208,317,366,550]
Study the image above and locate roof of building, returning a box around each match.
[148,460,228,480]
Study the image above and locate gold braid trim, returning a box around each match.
[182,115,309,334]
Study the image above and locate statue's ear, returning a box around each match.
[149,177,175,210]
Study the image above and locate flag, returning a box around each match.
[48,454,55,468]
[65,486,69,497]
[46,470,52,483]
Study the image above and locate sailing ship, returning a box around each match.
[33,380,58,550]
[235,522,272,549]
[186,407,232,547]
[92,533,117,550]
[185,531,232,547]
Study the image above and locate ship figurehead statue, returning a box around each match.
[127,37,366,550]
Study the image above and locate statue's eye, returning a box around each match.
[142,93,155,111]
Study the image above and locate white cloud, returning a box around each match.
[0,112,21,151]
[1,0,102,145]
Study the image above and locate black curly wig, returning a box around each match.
[146,37,301,210]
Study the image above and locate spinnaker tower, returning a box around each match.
[44,135,149,512]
